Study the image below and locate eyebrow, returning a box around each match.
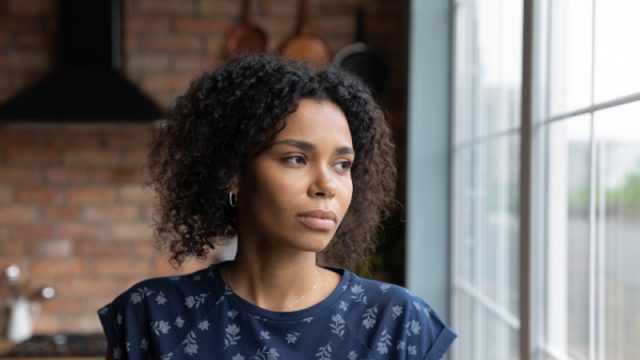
[273,139,355,155]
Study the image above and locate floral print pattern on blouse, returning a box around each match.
[98,262,456,360]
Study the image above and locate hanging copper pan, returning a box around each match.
[225,0,267,58]
[280,0,331,67]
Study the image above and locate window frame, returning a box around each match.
[446,0,640,359]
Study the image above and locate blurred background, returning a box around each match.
[1,0,640,359]
[0,0,409,356]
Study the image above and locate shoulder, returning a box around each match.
[339,271,457,359]
[343,271,427,312]
[109,264,217,311]
[97,264,221,358]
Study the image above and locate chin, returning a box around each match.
[296,233,334,253]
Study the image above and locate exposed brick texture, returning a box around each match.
[0,0,408,335]
[0,124,162,333]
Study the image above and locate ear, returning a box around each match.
[227,174,240,194]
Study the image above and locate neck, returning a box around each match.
[224,245,322,311]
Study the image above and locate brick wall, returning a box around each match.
[0,123,215,333]
[0,0,56,104]
[0,0,407,334]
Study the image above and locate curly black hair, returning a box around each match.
[148,53,397,270]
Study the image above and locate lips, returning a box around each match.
[297,210,338,231]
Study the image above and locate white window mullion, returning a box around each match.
[497,150,508,357]
[595,138,606,360]
[531,0,551,357]
[545,118,569,351]
[588,0,597,357]
[474,141,485,358]
[587,116,597,360]
[541,343,573,360]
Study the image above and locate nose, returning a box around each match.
[309,169,337,198]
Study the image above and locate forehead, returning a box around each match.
[275,99,352,144]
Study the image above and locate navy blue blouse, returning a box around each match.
[98,262,456,359]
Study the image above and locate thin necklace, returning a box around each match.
[223,265,321,311]
[283,269,320,311]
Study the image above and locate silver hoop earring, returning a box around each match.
[228,192,238,208]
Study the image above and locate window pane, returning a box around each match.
[454,136,519,305]
[453,1,523,358]
[453,0,523,145]
[548,0,593,116]
[594,101,640,359]
[545,116,591,359]
[478,135,520,314]
[481,309,519,359]
[453,291,474,359]
[453,2,474,144]
[594,0,640,103]
[453,147,475,283]
[453,292,519,359]
[452,135,520,359]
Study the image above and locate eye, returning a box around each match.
[334,160,353,172]
[283,155,306,166]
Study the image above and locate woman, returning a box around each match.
[98,54,456,359]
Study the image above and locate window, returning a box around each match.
[451,0,523,358]
[451,0,640,359]
[536,0,640,358]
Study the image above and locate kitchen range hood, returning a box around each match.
[0,0,161,121]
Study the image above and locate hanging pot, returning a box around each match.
[225,0,267,57]
[332,2,389,94]
[280,0,331,68]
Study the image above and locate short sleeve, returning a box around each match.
[97,283,178,360]
[97,301,119,350]
[98,291,151,360]
[397,297,456,360]
[97,273,217,360]
[421,308,457,360]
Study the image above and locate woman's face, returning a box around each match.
[236,99,354,253]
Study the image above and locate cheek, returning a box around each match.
[338,178,354,212]
[256,171,303,210]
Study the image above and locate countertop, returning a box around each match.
[0,334,105,359]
